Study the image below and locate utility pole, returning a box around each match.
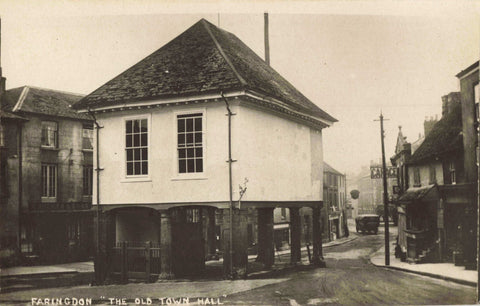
[375,112,390,266]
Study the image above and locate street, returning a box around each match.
[224,227,476,305]
[1,226,475,305]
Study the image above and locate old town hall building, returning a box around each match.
[73,19,336,281]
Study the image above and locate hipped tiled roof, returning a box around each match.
[72,19,336,123]
[407,102,462,165]
[3,86,89,121]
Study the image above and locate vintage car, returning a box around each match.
[355,214,380,234]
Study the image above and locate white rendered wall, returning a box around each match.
[93,98,325,206]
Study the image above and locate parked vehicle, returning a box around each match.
[355,214,380,234]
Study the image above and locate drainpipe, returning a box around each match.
[221,92,235,278]
[87,108,103,283]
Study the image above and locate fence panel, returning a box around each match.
[109,241,163,280]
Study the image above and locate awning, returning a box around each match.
[397,185,438,204]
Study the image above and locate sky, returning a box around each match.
[1,1,479,177]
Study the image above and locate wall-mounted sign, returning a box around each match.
[370,166,398,179]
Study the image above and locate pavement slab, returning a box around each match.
[370,245,477,286]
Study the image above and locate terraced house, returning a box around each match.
[392,68,478,270]
[72,19,336,281]
[0,83,94,265]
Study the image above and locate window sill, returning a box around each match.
[41,146,59,151]
[171,174,208,181]
[41,197,57,203]
[82,149,93,153]
[121,176,152,183]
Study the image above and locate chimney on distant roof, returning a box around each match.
[424,116,438,137]
[441,92,460,117]
[264,12,270,65]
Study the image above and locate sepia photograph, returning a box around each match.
[0,0,479,305]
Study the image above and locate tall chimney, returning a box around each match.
[264,12,270,65]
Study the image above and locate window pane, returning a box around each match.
[178,148,186,158]
[178,119,185,133]
[127,162,133,175]
[141,133,147,146]
[126,135,132,148]
[141,148,148,160]
[178,134,185,147]
[134,148,140,160]
[187,159,195,173]
[140,119,147,132]
[142,162,148,175]
[186,118,194,132]
[134,162,141,174]
[196,158,203,172]
[126,120,133,134]
[195,118,202,131]
[195,148,202,158]
[133,134,140,147]
[179,160,186,173]
[186,133,193,145]
[133,120,140,133]
[187,148,194,158]
[42,166,47,196]
[195,132,202,144]
[127,149,133,161]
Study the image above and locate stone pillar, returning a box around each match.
[158,210,174,279]
[93,209,108,284]
[312,205,326,267]
[222,208,249,279]
[204,208,216,259]
[256,207,274,268]
[289,207,301,264]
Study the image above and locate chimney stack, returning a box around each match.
[264,12,270,65]
[442,92,460,117]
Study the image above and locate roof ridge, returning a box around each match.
[201,19,247,87]
[12,86,29,112]
[23,85,85,97]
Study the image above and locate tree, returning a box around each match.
[350,189,360,199]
